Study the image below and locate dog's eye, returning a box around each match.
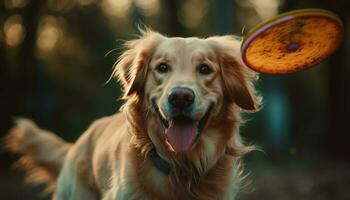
[156,63,170,74]
[198,64,213,75]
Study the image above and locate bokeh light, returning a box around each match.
[46,0,76,12]
[4,14,26,47]
[249,0,280,19]
[134,0,160,16]
[236,0,281,30]
[4,0,29,9]
[179,0,208,29]
[36,16,64,53]
[101,0,132,19]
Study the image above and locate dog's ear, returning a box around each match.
[112,30,164,98]
[220,53,258,111]
[115,46,149,98]
[207,36,261,111]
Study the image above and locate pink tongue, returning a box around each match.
[166,120,197,152]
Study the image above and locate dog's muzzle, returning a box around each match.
[152,98,212,153]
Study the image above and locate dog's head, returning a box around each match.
[114,29,260,157]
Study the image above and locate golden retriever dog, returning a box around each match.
[6,29,261,200]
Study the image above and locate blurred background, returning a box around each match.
[0,0,349,199]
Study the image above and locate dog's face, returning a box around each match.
[147,37,224,152]
[115,30,258,154]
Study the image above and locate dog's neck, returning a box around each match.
[148,148,171,175]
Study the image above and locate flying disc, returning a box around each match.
[241,9,343,74]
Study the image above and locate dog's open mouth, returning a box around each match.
[152,100,212,152]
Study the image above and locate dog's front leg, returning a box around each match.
[102,182,135,200]
[102,178,148,200]
[54,164,99,200]
[54,150,100,200]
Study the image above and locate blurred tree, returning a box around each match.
[166,0,181,35]
[0,0,43,144]
[323,0,350,157]
[280,0,350,157]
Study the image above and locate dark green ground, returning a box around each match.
[2,156,349,200]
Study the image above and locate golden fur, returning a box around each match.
[5,29,261,200]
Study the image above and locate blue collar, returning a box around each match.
[149,149,171,175]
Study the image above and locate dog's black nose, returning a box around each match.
[168,87,195,109]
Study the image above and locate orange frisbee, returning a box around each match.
[241,9,344,74]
